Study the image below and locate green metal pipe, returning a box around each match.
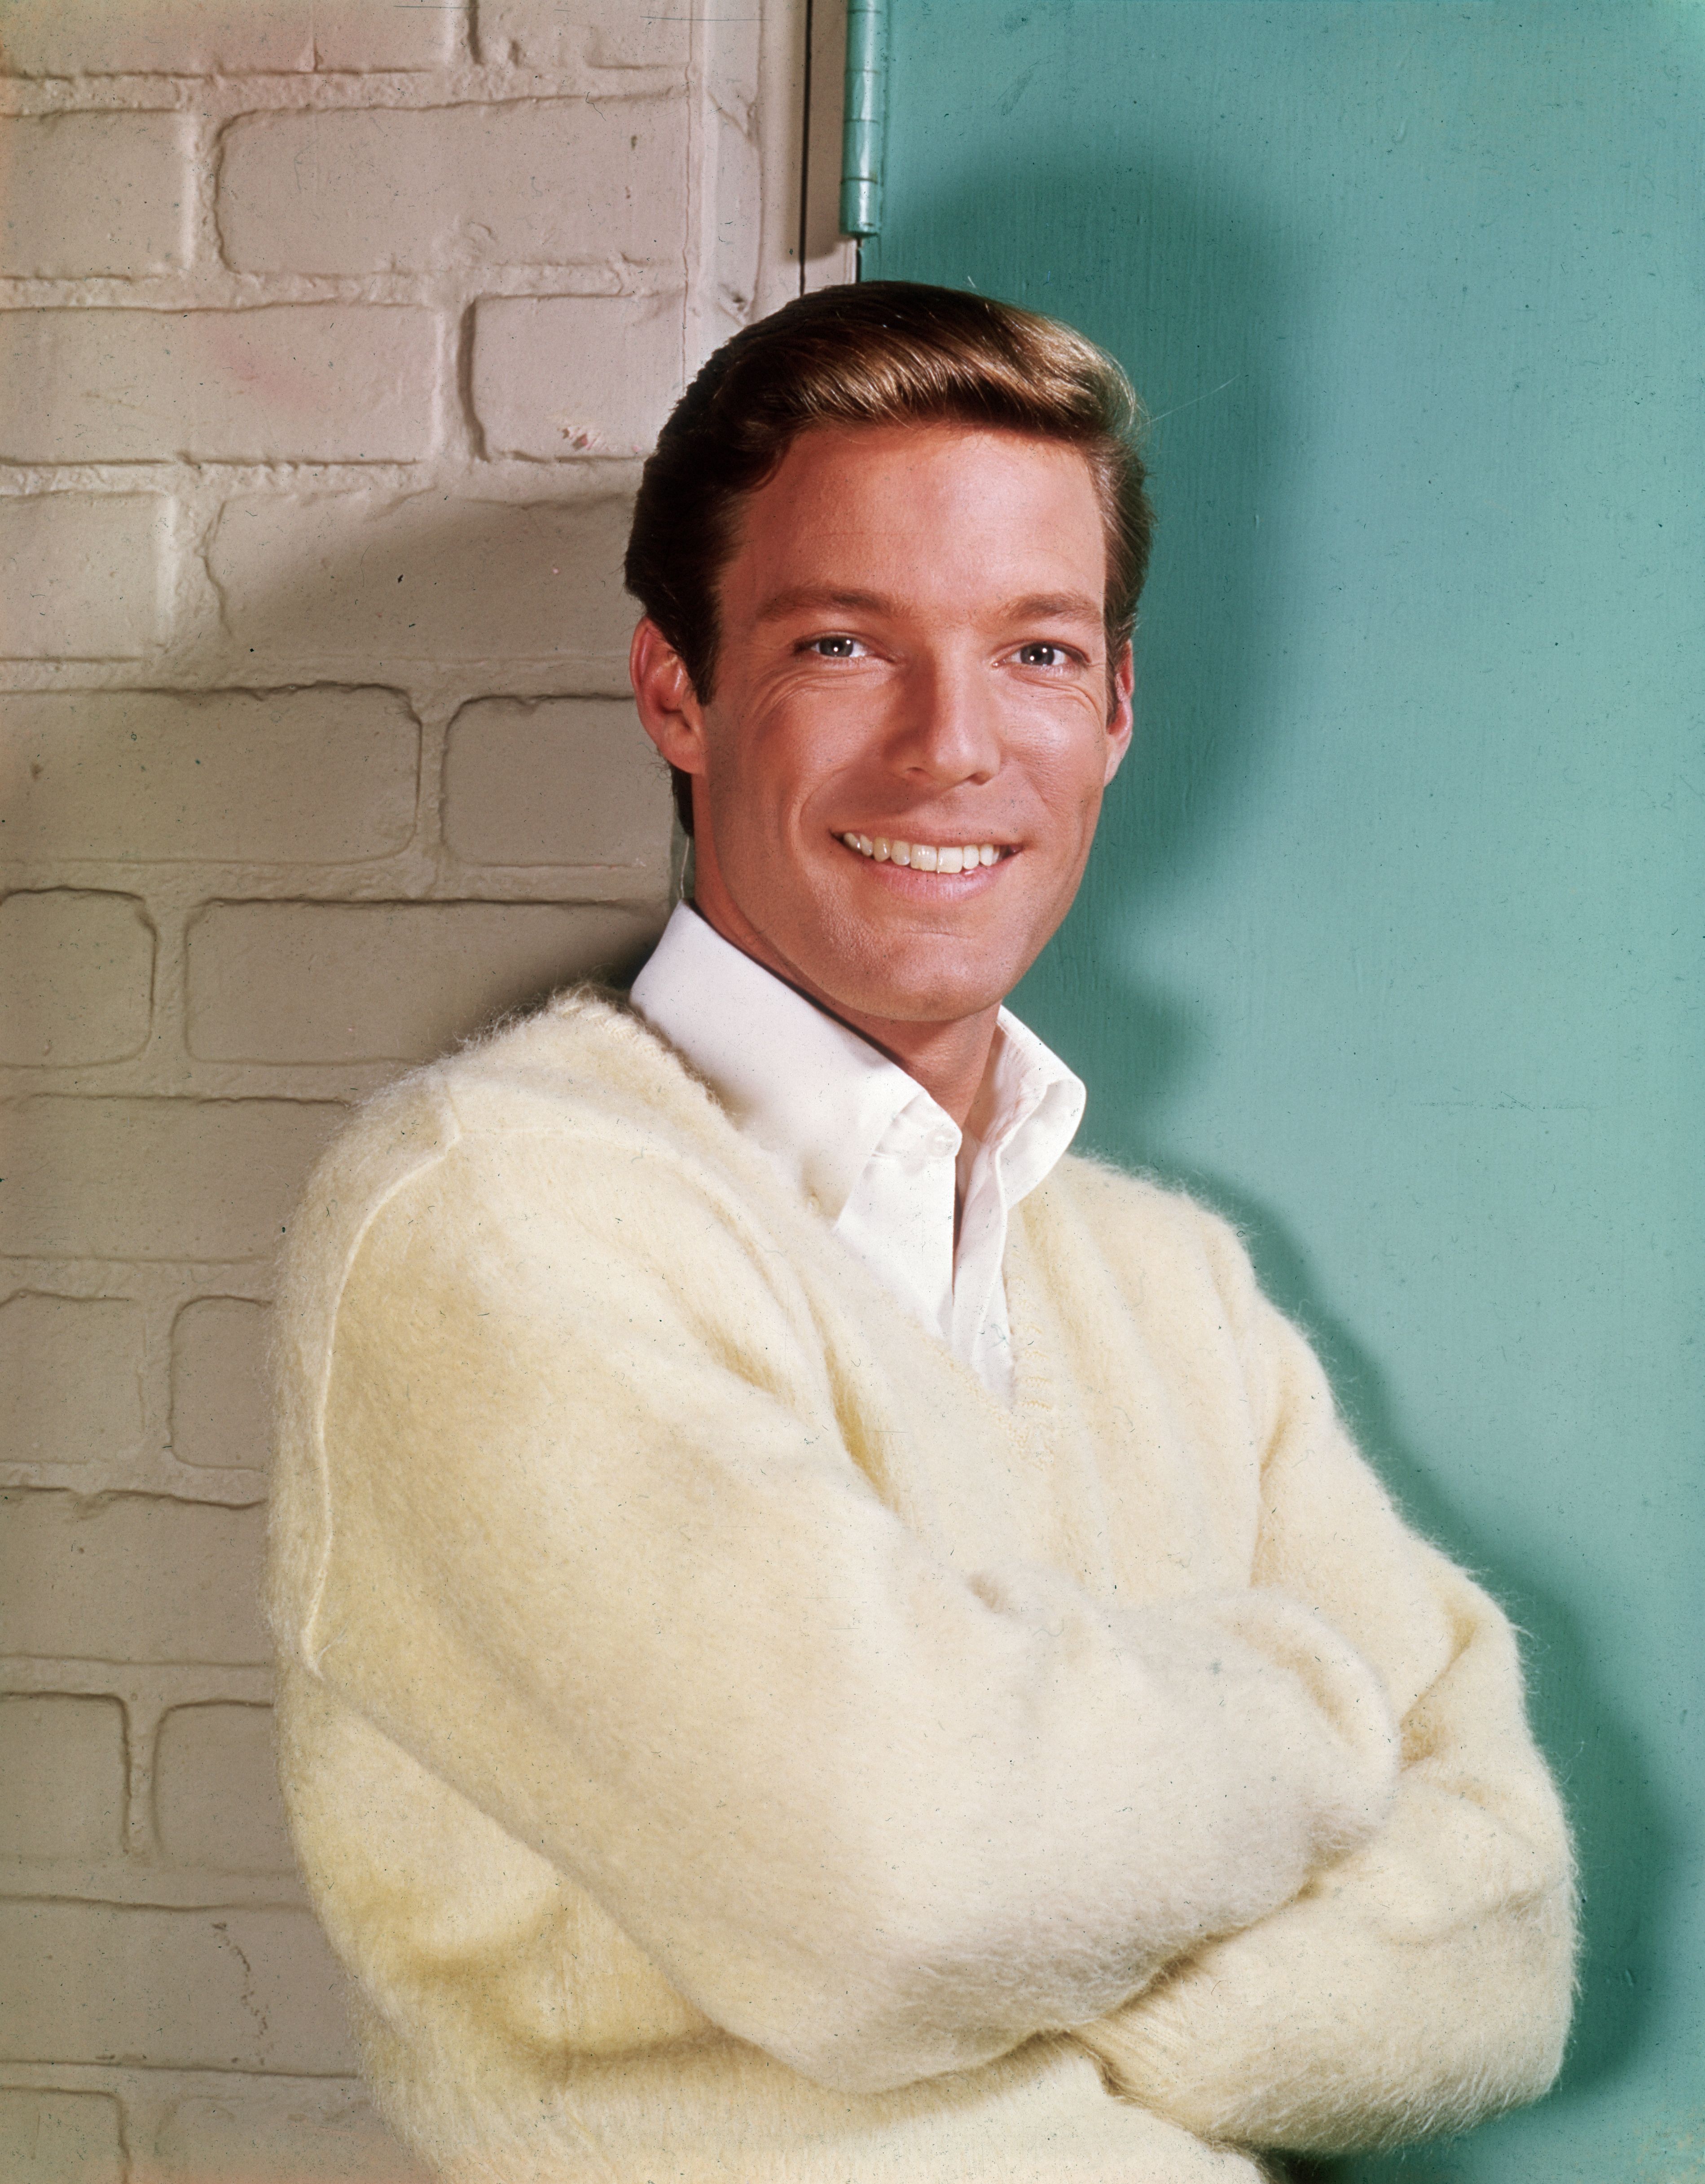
[840,0,887,238]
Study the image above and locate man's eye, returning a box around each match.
[805,634,864,659]
[1014,642,1071,668]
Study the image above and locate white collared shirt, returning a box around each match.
[629,904,1085,1402]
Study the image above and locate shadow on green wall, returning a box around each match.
[873,135,1676,2161]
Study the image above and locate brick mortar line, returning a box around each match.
[0,439,645,474]
[0,264,679,310]
[0,1876,310,1909]
[0,869,666,906]
[0,664,639,704]
[0,1662,274,1698]
[0,2065,361,2084]
[2,1064,399,1101]
[0,452,649,493]
[0,1463,270,1506]
[0,1261,274,1297]
[142,899,190,1087]
[0,1481,269,1512]
[0,662,637,699]
[0,63,690,121]
[182,104,220,280]
[0,2065,365,2092]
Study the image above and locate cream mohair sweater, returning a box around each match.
[268,989,1575,2184]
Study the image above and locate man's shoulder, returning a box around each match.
[281,985,749,1284]
[1045,1149,1236,1243]
[1037,1151,1262,1311]
[342,984,715,1163]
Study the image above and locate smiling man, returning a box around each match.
[268,285,1575,2184]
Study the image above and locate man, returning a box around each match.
[268,284,1574,2183]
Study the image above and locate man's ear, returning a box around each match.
[1104,641,1135,785]
[630,618,707,777]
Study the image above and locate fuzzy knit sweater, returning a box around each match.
[267,989,1575,2184]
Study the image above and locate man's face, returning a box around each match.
[633,421,1132,1034]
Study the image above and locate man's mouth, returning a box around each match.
[838,833,1011,874]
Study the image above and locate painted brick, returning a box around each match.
[209,493,635,673]
[0,0,314,78]
[0,1697,127,1861]
[0,113,192,278]
[0,307,438,465]
[0,892,153,1066]
[171,1297,270,1471]
[0,1294,145,1467]
[0,1902,356,2072]
[218,100,685,275]
[0,496,167,662]
[472,293,685,458]
[313,0,466,71]
[187,899,659,1063]
[0,688,420,865]
[155,1702,295,1873]
[0,0,461,75]
[0,2091,123,2184]
[0,1490,268,1663]
[477,0,691,69]
[0,1097,344,1261]
[443,696,671,867]
[150,2083,431,2182]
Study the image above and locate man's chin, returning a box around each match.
[803,955,1020,1034]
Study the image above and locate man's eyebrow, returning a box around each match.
[752,586,1106,625]
[754,585,894,624]
[1000,591,1105,625]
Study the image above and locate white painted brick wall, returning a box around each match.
[0,114,195,278]
[0,892,155,1065]
[0,688,423,862]
[153,1702,299,1873]
[169,1297,272,1472]
[0,1697,129,1861]
[219,101,688,272]
[0,2089,126,2184]
[0,496,170,658]
[0,2,851,2172]
[0,1297,145,1465]
[0,305,443,464]
[0,0,463,79]
[471,293,689,457]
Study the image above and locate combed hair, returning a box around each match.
[623,281,1154,833]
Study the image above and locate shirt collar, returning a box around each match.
[974,1005,1087,1211]
[630,904,926,1220]
[629,902,1084,1220]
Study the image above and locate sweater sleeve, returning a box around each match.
[284,1117,1401,2096]
[1069,1212,1577,2152]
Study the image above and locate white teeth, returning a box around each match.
[841,833,1006,873]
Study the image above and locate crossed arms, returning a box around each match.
[270,1046,1574,2156]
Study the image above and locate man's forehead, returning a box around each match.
[722,422,1109,608]
[757,415,1100,496]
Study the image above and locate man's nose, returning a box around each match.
[891,653,1004,785]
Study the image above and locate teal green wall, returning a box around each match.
[868,5,1702,2176]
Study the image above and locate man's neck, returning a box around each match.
[686,898,1000,1128]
